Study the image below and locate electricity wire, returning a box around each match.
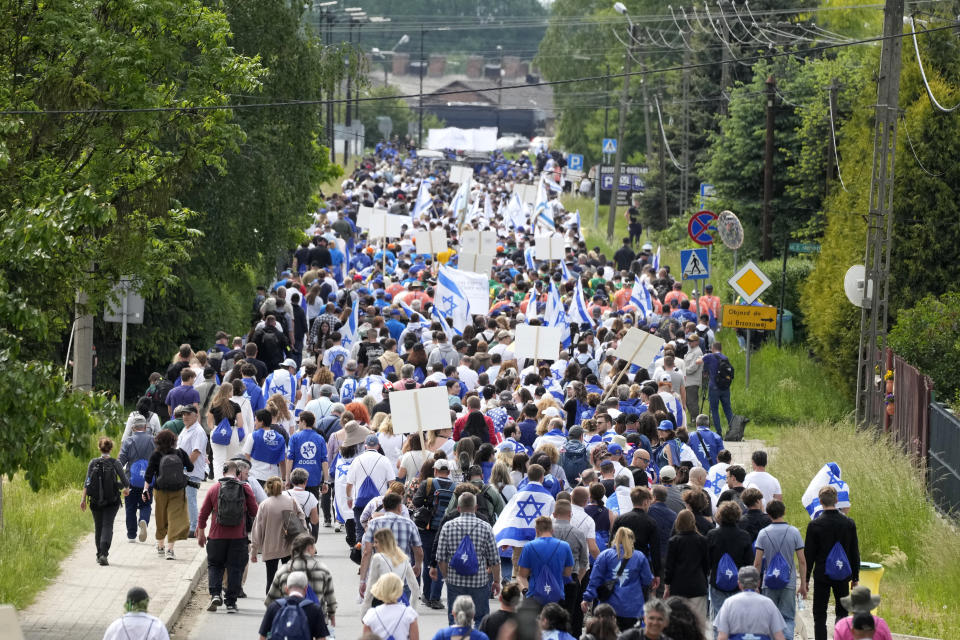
[908,15,960,113]
[900,112,944,177]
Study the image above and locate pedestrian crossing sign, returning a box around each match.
[680,248,709,280]
[602,138,617,154]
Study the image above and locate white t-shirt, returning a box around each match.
[241,434,281,482]
[457,365,479,391]
[285,488,319,519]
[102,612,169,640]
[345,450,395,498]
[361,603,418,640]
[744,470,783,507]
[398,450,428,484]
[178,423,208,481]
[378,433,404,466]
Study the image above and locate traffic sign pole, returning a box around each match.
[745,330,751,389]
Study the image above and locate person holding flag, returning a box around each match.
[435,265,471,334]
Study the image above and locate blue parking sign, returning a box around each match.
[567,154,584,171]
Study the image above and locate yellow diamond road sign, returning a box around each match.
[728,260,772,304]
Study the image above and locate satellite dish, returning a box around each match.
[844,265,873,308]
[717,210,744,249]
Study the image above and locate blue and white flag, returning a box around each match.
[263,369,298,409]
[705,462,730,511]
[543,174,563,193]
[524,246,537,271]
[560,258,574,282]
[431,303,459,338]
[451,177,470,224]
[523,288,539,323]
[802,462,851,519]
[534,178,555,232]
[652,245,661,272]
[566,209,582,231]
[333,453,354,523]
[435,265,471,332]
[340,297,360,350]
[504,192,527,231]
[543,282,572,348]
[413,178,435,218]
[570,278,595,327]
[493,483,556,546]
[630,275,653,320]
[604,486,633,516]
[544,281,562,323]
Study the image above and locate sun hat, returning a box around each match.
[341,421,373,447]
[840,585,882,613]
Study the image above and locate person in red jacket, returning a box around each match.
[197,460,259,613]
[453,396,496,443]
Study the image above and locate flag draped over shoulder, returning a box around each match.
[604,486,633,516]
[802,462,851,519]
[435,265,471,332]
[340,297,360,350]
[493,483,556,546]
[333,453,354,523]
[534,178,555,232]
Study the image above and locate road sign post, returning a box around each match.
[680,248,710,281]
[104,278,144,405]
[567,154,584,172]
[688,210,718,246]
[602,138,618,154]
[727,262,772,390]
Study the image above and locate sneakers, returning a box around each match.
[237,589,247,599]
[427,599,444,610]
[226,603,238,614]
[188,530,197,539]
[157,545,165,556]
[97,555,109,566]
[334,523,342,532]
[138,520,148,542]
[323,521,333,528]
[127,537,137,543]
[208,595,222,612]
[166,548,175,560]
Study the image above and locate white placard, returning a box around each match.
[458,252,493,277]
[442,266,490,315]
[357,206,374,229]
[614,328,666,367]
[461,230,498,256]
[513,183,538,206]
[513,325,562,361]
[414,229,448,255]
[390,387,452,434]
[368,212,408,239]
[535,234,565,261]
[449,165,474,184]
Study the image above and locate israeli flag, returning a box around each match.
[413,178,435,218]
[544,281,562,323]
[560,259,574,282]
[524,246,537,271]
[543,175,563,193]
[571,278,595,327]
[431,303,460,338]
[263,370,297,410]
[566,210,582,231]
[630,276,653,320]
[802,462,851,519]
[340,297,360,350]
[435,265,471,332]
[494,484,556,546]
[524,288,539,323]
[505,192,527,230]
[544,282,572,348]
[333,453,354,523]
[652,245,661,272]
[604,486,633,516]
[451,177,470,223]
[705,462,730,512]
[534,178,555,232]
[484,193,495,220]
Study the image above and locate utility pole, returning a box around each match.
[639,56,654,171]
[606,21,636,242]
[344,19,354,166]
[680,48,691,216]
[658,91,667,227]
[325,10,335,162]
[496,45,503,137]
[604,63,611,139]
[761,75,776,261]
[72,291,93,392]
[855,0,905,428]
[418,25,424,148]
[720,31,731,116]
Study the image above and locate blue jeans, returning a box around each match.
[446,582,490,626]
[763,585,796,640]
[185,483,199,532]
[125,488,152,539]
[708,387,733,438]
[709,586,736,638]
[420,530,444,601]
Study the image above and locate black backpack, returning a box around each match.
[476,486,497,525]
[696,326,711,351]
[716,358,735,390]
[155,452,188,491]
[152,379,174,422]
[87,458,121,508]
[216,478,246,527]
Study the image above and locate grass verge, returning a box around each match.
[772,422,960,638]
[0,447,94,608]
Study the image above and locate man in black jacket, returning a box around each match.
[611,486,662,588]
[804,485,860,640]
[705,501,754,627]
[738,487,772,543]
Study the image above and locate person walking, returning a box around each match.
[435,492,502,624]
[143,429,193,560]
[196,460,258,613]
[478,582,520,640]
[286,410,329,535]
[697,343,733,438]
[713,566,787,640]
[177,404,208,537]
[432,595,490,640]
[833,586,893,640]
[753,500,806,640]
[551,499,589,636]
[610,486,662,587]
[208,383,246,480]
[362,528,420,614]
[267,533,338,628]
[805,485,861,640]
[257,571,330,640]
[616,599,674,640]
[286,468,321,538]
[118,414,155,543]
[81,437,129,566]
[362,573,420,640]
[243,408,290,485]
[517,516,574,608]
[664,510,710,627]
[347,433,396,539]
[581,528,654,630]
[705,501,753,629]
[250,475,308,593]
[101,587,169,640]
[413,458,456,610]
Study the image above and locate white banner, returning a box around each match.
[368,212,408,239]
[461,230,498,256]
[426,127,498,152]
[449,165,474,184]
[357,206,375,229]
[414,229,448,255]
[390,387,452,434]
[458,252,493,277]
[513,325,562,361]
[535,234,565,261]
[614,328,665,367]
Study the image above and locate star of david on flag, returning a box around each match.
[570,278,595,327]
[340,297,360,351]
[534,178,555,232]
[435,265,470,332]
[802,462,851,518]
[413,177,435,218]
[493,484,555,546]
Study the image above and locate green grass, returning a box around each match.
[0,447,95,608]
[772,422,960,638]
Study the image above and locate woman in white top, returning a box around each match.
[361,572,419,640]
[285,468,320,533]
[207,383,246,477]
[267,394,296,437]
[396,434,428,486]
[361,528,420,614]
[231,379,254,438]
[426,428,455,456]
[490,462,517,502]
[374,414,404,466]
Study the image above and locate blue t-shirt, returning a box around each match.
[517,419,538,448]
[165,384,199,410]
[432,628,489,640]
[287,429,329,487]
[518,537,574,593]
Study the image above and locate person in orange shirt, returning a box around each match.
[696,283,721,322]
[613,284,633,310]
[663,282,688,307]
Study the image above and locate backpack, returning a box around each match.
[461,412,489,443]
[764,550,792,590]
[269,597,312,640]
[716,358,735,390]
[155,452,188,491]
[475,486,497,525]
[153,379,174,421]
[449,535,479,576]
[354,459,382,511]
[87,458,121,508]
[414,477,455,530]
[825,541,852,581]
[211,417,234,446]
[216,478,246,527]
[696,326,711,351]
[128,458,149,488]
[715,552,739,591]
[559,440,590,482]
[528,543,564,604]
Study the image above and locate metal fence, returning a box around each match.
[928,402,960,516]
[888,351,933,460]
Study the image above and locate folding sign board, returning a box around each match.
[513,183,538,206]
[534,234,565,261]
[449,165,474,184]
[414,229,448,255]
[458,252,493,278]
[390,387,452,434]
[513,324,562,361]
[614,328,666,367]
[368,212,407,239]
[461,230,498,256]
[443,266,490,315]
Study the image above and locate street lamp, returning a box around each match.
[606,2,635,242]
[372,33,409,86]
[496,45,503,138]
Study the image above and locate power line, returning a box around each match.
[2,22,956,117]
[827,93,851,192]
[900,112,944,177]
[908,15,960,113]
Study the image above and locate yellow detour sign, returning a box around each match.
[722,304,777,330]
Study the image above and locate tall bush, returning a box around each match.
[888,292,960,399]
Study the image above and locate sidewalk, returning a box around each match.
[18,483,210,640]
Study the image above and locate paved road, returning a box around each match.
[172,523,453,640]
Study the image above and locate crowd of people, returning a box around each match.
[88,143,879,640]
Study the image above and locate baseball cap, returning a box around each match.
[657,419,675,431]
[281,358,298,369]
[599,459,614,469]
[658,373,672,383]
[606,443,624,455]
[434,459,451,470]
[180,404,198,415]
[364,434,379,447]
[499,390,513,402]
[659,465,677,481]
